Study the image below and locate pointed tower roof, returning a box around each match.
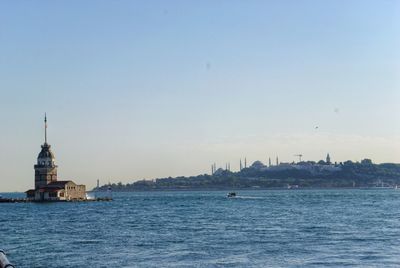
[37,114,55,161]
[44,113,48,144]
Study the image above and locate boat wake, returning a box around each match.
[229,196,263,199]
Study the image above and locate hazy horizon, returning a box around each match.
[1,1,399,192]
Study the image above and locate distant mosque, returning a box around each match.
[26,115,86,201]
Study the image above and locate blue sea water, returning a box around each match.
[1,190,400,267]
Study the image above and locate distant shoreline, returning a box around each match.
[91,186,396,192]
[94,160,400,192]
[2,187,396,195]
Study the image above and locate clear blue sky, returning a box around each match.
[0,1,399,191]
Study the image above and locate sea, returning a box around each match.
[1,189,400,267]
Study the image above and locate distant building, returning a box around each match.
[268,153,341,173]
[26,115,86,201]
[326,153,331,165]
[251,161,265,169]
[213,168,226,176]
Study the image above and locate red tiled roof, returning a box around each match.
[47,180,72,186]
[39,187,63,193]
[43,181,74,189]
[26,180,77,193]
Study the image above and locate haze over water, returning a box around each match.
[1,1,399,192]
[1,190,400,267]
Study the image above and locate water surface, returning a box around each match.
[1,190,400,267]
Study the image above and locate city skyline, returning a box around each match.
[2,113,399,191]
[0,1,399,191]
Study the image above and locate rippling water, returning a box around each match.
[1,190,400,267]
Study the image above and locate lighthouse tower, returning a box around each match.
[34,114,58,189]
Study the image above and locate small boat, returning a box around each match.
[227,192,236,198]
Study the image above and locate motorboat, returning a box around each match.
[227,192,236,198]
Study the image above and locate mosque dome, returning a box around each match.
[251,161,265,169]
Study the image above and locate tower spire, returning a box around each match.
[44,113,47,144]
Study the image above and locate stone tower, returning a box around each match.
[34,114,58,189]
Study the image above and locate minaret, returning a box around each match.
[245,158,247,168]
[34,114,58,189]
[326,153,331,165]
[276,156,279,166]
[269,157,271,167]
[240,159,242,171]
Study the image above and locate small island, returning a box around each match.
[1,115,111,203]
[96,155,400,191]
[25,115,87,201]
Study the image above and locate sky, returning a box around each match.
[0,1,399,192]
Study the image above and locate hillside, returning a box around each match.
[96,159,400,191]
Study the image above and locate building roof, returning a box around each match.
[33,181,74,192]
[39,187,62,193]
[251,161,265,169]
[49,180,72,184]
[38,143,55,159]
[46,181,73,187]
